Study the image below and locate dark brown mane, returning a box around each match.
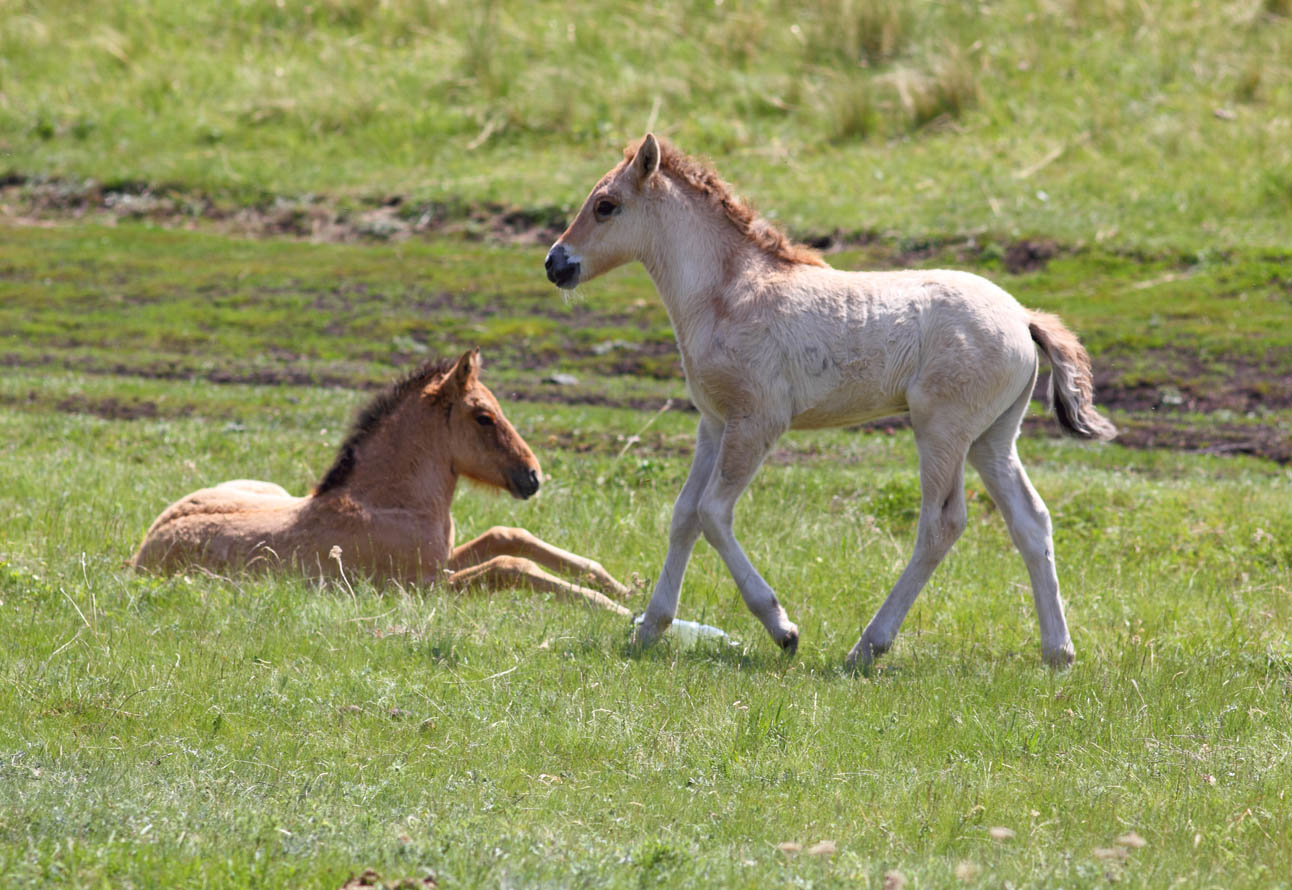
[314,356,456,496]
[625,137,826,268]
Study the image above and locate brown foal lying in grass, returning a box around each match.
[131,349,632,614]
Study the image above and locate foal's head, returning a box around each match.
[545,133,666,289]
[428,349,542,499]
[317,350,541,500]
[545,132,822,289]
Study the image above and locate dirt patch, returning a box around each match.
[1098,417,1292,464]
[339,869,436,890]
[1003,239,1060,274]
[56,394,165,421]
[0,175,568,247]
[0,351,363,390]
[5,349,1289,463]
[0,176,1072,268]
[0,389,200,422]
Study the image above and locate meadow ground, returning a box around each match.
[3,0,1291,250]
[1,225,1291,889]
[3,0,1292,886]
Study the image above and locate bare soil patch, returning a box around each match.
[0,389,189,422]
[8,363,1285,464]
[5,344,1288,463]
[0,176,1073,272]
[0,175,569,246]
[339,869,436,890]
[3,182,1286,461]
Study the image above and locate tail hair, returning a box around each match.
[1028,310,1117,442]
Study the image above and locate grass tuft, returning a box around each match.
[1234,60,1264,102]
[802,0,913,66]
[818,72,881,143]
[894,48,980,131]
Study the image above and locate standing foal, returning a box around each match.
[545,134,1115,667]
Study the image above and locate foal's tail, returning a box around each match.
[1027,310,1118,441]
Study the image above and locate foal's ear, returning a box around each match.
[428,348,481,401]
[635,132,661,181]
[453,347,481,388]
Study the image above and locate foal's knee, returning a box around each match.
[943,504,968,543]
[493,554,541,580]
[696,499,733,545]
[1012,505,1054,563]
[669,502,700,539]
[487,526,533,548]
[918,499,966,560]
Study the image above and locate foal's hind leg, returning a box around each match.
[848,421,971,669]
[968,386,1075,667]
[448,527,631,599]
[447,556,632,616]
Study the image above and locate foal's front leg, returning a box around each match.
[633,415,723,647]
[448,526,631,599]
[447,556,632,616]
[696,418,799,652]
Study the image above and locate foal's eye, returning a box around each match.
[594,199,618,220]
[475,414,495,427]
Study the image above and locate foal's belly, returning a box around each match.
[789,389,910,430]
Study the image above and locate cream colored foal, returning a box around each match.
[546,134,1115,668]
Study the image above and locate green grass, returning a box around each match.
[3,0,1291,249]
[3,224,1290,400]
[1,221,1291,887]
[3,3,1291,883]
[2,369,1291,889]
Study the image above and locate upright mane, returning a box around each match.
[314,356,457,495]
[625,137,826,268]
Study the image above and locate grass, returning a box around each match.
[2,0,1291,249]
[2,224,1290,397]
[2,2,1291,884]
[2,368,1291,889]
[1,222,1291,887]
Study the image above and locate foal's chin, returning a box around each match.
[462,475,539,501]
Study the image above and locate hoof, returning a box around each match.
[846,632,891,671]
[1042,641,1076,669]
[777,626,799,656]
[631,613,670,650]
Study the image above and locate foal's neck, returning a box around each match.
[639,203,767,321]
[339,400,457,514]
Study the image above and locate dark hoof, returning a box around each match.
[779,628,799,656]
[630,613,668,651]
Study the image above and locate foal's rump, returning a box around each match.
[845,269,1114,443]
[130,481,303,573]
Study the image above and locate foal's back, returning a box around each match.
[710,263,1039,431]
[130,480,306,574]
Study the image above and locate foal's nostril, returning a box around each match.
[510,466,541,499]
[519,468,540,497]
[545,245,579,288]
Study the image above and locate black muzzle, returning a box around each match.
[544,244,580,289]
